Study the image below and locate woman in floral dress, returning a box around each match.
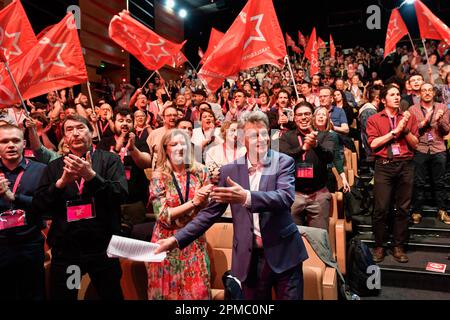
[147,129,213,300]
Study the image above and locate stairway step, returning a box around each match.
[355,232,450,251]
[372,248,450,292]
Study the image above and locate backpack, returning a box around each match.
[346,239,380,297]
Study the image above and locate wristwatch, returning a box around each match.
[390,130,396,137]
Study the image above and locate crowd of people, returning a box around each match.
[0,40,449,300]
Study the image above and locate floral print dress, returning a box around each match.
[147,165,211,300]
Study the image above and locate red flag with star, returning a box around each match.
[0,13,88,106]
[198,0,286,93]
[318,36,326,49]
[414,0,450,45]
[384,8,409,58]
[109,10,186,70]
[286,33,295,47]
[329,34,336,59]
[0,0,37,63]
[201,28,224,64]
[298,31,306,47]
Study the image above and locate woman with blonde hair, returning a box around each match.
[313,107,350,193]
[147,129,213,300]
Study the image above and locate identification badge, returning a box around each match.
[391,143,401,156]
[0,209,27,231]
[125,168,131,181]
[427,132,434,142]
[296,163,314,178]
[24,149,34,158]
[66,198,96,222]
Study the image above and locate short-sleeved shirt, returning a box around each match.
[330,106,348,127]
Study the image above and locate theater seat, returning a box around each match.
[205,222,338,300]
[205,222,233,300]
[120,259,148,300]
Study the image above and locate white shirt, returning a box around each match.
[244,159,263,238]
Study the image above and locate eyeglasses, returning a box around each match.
[295,112,312,117]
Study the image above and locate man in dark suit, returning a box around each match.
[155,111,308,300]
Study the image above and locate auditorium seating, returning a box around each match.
[205,222,338,300]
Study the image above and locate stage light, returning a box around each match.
[178,9,187,18]
[166,0,175,10]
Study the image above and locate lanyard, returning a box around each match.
[420,106,435,127]
[388,115,397,131]
[98,120,110,135]
[171,171,190,204]
[136,128,145,140]
[222,143,237,163]
[75,179,85,196]
[11,160,29,194]
[297,135,307,161]
[112,136,127,163]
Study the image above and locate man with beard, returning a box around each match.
[409,83,450,225]
[0,124,47,299]
[33,115,128,300]
[97,108,152,231]
[268,89,296,135]
[279,102,335,229]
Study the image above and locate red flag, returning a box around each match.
[292,45,301,54]
[109,11,186,71]
[198,0,286,93]
[438,41,449,57]
[384,8,409,58]
[318,37,326,49]
[198,47,204,59]
[0,13,88,106]
[286,33,295,47]
[304,28,316,61]
[201,28,224,64]
[171,51,187,68]
[329,34,336,59]
[0,0,37,63]
[414,0,450,45]
[298,31,306,47]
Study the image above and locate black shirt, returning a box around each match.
[97,135,150,204]
[279,129,335,193]
[0,158,46,243]
[33,148,128,254]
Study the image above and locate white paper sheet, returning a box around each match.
[107,235,166,262]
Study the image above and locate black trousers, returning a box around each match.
[373,160,414,247]
[242,248,303,300]
[0,235,45,300]
[412,151,448,212]
[50,248,123,300]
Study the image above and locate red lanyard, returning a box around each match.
[75,179,85,195]
[7,159,29,194]
[388,115,397,130]
[136,128,145,140]
[222,143,237,163]
[98,121,109,135]
[297,136,307,161]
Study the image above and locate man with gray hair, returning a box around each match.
[155,111,308,300]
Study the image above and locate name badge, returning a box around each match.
[0,209,27,231]
[125,168,131,181]
[66,198,96,222]
[24,149,34,158]
[391,143,401,156]
[297,163,314,178]
[427,132,434,142]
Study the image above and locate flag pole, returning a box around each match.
[407,32,416,52]
[2,61,29,116]
[285,56,300,100]
[86,80,101,141]
[156,70,170,97]
[421,38,431,67]
[140,70,157,89]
